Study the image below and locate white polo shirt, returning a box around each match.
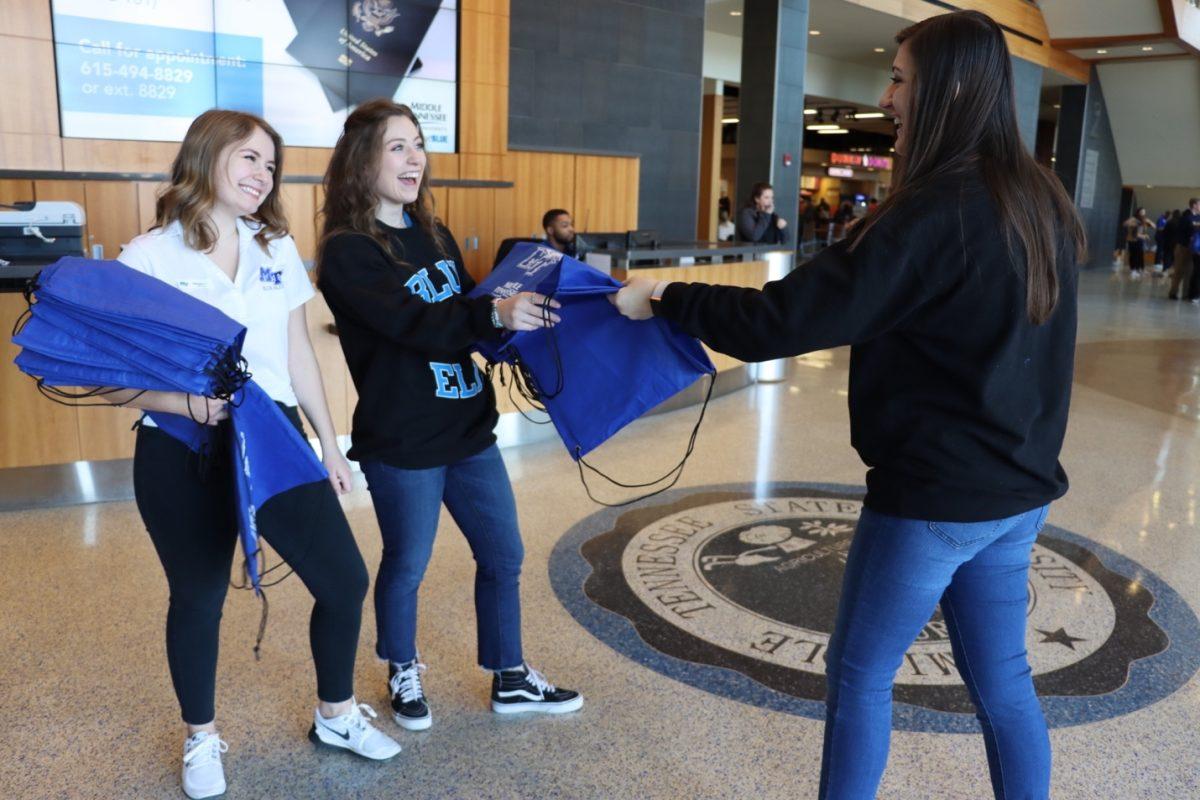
[118,218,314,409]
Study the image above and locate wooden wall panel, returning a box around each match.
[429,152,460,180]
[461,10,510,87]
[505,151,575,240]
[697,93,722,241]
[62,139,180,174]
[284,147,331,177]
[76,406,140,462]
[492,187,513,250]
[0,132,63,170]
[459,82,508,155]
[0,294,83,468]
[446,187,495,282]
[460,153,510,182]
[574,155,639,233]
[462,0,510,15]
[135,181,165,235]
[0,0,53,39]
[624,261,770,372]
[429,184,450,224]
[280,183,318,261]
[0,179,34,205]
[0,36,58,135]
[82,181,140,259]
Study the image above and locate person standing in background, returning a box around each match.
[1155,210,1169,270]
[1162,210,1180,276]
[1121,207,1153,278]
[716,207,736,242]
[738,182,788,244]
[1169,199,1199,300]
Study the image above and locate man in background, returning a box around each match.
[542,208,580,257]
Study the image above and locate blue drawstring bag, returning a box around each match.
[11,258,327,604]
[469,243,715,504]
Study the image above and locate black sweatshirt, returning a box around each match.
[317,221,503,468]
[654,174,1078,522]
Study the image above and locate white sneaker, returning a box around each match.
[309,700,402,760]
[181,731,228,799]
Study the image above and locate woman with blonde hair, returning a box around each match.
[111,109,400,799]
[317,99,582,734]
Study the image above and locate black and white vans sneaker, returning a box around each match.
[388,659,432,731]
[491,663,583,715]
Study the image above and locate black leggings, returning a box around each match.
[133,409,368,725]
[1127,239,1145,272]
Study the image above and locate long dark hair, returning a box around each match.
[849,10,1085,324]
[317,99,447,274]
[157,109,288,254]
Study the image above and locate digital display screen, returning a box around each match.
[51,0,458,151]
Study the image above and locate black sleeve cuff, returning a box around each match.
[468,295,505,341]
[651,281,685,323]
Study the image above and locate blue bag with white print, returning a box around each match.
[11,257,327,597]
[469,243,715,504]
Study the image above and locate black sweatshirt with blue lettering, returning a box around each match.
[318,221,504,469]
[653,173,1078,522]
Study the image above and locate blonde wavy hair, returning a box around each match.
[154,109,288,253]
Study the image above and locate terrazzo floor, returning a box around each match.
[2,268,1200,799]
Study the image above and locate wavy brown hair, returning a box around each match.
[154,109,287,253]
[317,99,447,273]
[848,10,1086,324]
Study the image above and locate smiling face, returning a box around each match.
[213,125,275,218]
[374,114,427,213]
[880,40,915,155]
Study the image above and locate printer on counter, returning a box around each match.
[0,201,86,265]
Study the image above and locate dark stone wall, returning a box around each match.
[508,0,706,239]
[1056,69,1124,268]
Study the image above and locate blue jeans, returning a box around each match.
[362,445,524,670]
[820,505,1051,800]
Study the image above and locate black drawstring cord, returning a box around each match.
[574,371,715,507]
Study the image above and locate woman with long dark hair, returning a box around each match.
[614,11,1084,799]
[737,181,789,244]
[113,109,401,799]
[316,99,582,733]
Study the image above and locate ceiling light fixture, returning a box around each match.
[730,10,742,16]
[1096,49,1108,54]
[873,47,885,53]
[1141,46,1154,51]
[803,109,817,115]
[810,30,821,35]
[1053,103,1061,109]
[817,128,849,134]
[807,124,840,130]
[722,117,739,124]
[854,112,886,119]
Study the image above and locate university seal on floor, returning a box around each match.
[549,482,1200,732]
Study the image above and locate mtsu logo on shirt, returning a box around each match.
[259,266,284,288]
